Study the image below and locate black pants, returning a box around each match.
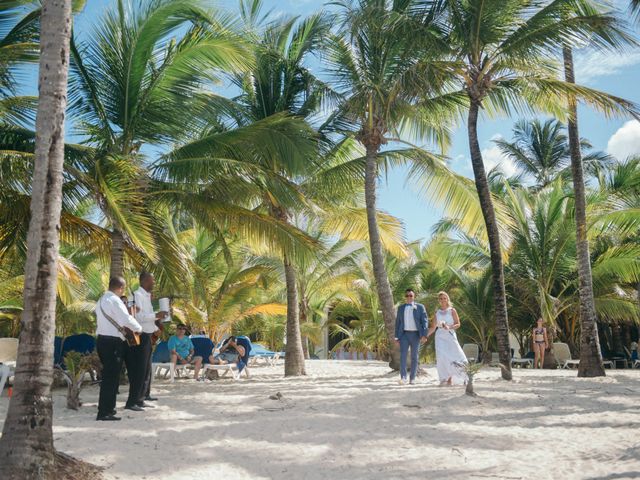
[124,338,146,407]
[139,333,153,401]
[97,335,125,417]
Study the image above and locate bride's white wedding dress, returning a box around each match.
[435,307,468,384]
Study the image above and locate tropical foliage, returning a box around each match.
[0,0,639,379]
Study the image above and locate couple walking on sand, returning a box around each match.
[394,289,468,386]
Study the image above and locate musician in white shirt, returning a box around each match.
[95,276,142,421]
[133,272,167,405]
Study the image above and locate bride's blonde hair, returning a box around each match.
[437,291,452,308]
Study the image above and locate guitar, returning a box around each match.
[151,318,165,345]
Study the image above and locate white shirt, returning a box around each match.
[403,303,418,331]
[134,287,158,334]
[96,291,142,340]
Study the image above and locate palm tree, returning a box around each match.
[563,44,605,377]
[325,0,455,369]
[229,4,332,375]
[431,0,638,380]
[68,0,251,279]
[495,119,611,188]
[0,0,76,477]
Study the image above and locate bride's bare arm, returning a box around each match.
[427,313,437,337]
[451,308,461,330]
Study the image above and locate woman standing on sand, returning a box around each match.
[532,318,548,369]
[427,291,468,386]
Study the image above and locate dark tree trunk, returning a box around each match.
[611,324,623,354]
[622,324,631,351]
[364,143,401,370]
[0,0,73,477]
[467,100,512,380]
[283,254,306,376]
[109,228,125,279]
[299,299,310,359]
[563,46,605,378]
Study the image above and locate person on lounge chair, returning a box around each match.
[209,336,245,365]
[168,324,203,380]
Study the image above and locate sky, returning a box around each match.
[61,0,640,242]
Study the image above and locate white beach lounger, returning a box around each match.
[511,349,533,368]
[462,344,479,363]
[154,362,188,382]
[202,362,249,380]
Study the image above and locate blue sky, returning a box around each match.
[66,0,640,241]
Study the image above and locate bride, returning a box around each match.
[427,291,468,386]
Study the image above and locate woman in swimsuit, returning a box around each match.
[532,318,548,369]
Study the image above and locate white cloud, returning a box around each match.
[481,144,518,177]
[606,120,640,161]
[574,49,640,83]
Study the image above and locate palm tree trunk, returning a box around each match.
[563,46,605,378]
[109,228,125,279]
[283,253,306,376]
[299,299,310,359]
[0,0,73,476]
[364,144,401,370]
[467,100,512,380]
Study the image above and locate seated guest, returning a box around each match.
[209,336,245,365]
[168,324,203,380]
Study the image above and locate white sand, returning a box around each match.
[1,361,639,480]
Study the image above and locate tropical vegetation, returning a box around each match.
[1,0,640,475]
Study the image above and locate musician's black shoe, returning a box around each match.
[137,402,154,408]
[111,409,117,416]
[96,414,121,421]
[124,405,144,412]
[144,396,158,401]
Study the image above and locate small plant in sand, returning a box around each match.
[56,351,101,410]
[453,361,483,397]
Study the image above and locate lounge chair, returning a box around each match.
[462,344,479,363]
[626,347,640,368]
[60,334,95,365]
[511,349,533,368]
[554,342,614,369]
[0,338,18,395]
[203,336,252,380]
[53,336,64,366]
[152,341,187,382]
[552,343,578,369]
[489,352,500,367]
[249,343,281,366]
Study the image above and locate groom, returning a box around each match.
[394,288,428,384]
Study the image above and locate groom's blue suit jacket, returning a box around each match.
[394,303,428,339]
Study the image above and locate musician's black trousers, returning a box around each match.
[124,338,146,408]
[138,333,153,402]
[97,335,125,417]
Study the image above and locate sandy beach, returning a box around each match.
[1,360,639,480]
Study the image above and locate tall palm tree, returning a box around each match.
[325,0,455,369]
[495,119,611,188]
[68,0,251,279]
[563,44,605,377]
[0,0,75,477]
[228,4,332,375]
[430,0,638,380]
